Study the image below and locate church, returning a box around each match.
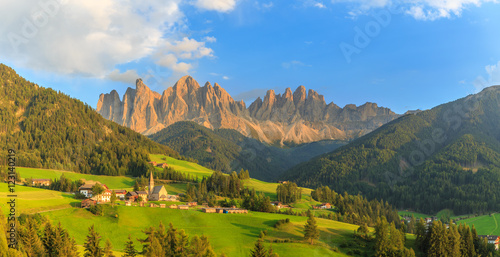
[148,171,168,201]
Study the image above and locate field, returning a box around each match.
[149,154,214,179]
[43,205,358,256]
[457,213,500,236]
[18,167,135,190]
[0,182,77,215]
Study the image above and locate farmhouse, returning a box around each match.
[215,208,248,214]
[81,199,96,208]
[148,161,157,166]
[187,202,197,207]
[178,205,189,210]
[156,163,168,168]
[93,189,112,203]
[169,204,178,209]
[202,208,216,213]
[271,201,283,209]
[78,181,107,198]
[113,190,127,200]
[126,191,138,201]
[320,203,332,209]
[32,179,51,187]
[478,235,500,250]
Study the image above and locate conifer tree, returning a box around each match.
[103,239,115,257]
[110,190,117,207]
[250,239,268,257]
[84,225,103,257]
[123,235,138,257]
[303,211,320,245]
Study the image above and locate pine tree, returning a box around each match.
[303,211,319,245]
[123,235,138,257]
[103,239,115,257]
[83,225,103,257]
[374,217,391,257]
[250,239,268,257]
[110,190,117,207]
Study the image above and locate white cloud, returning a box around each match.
[1,0,185,77]
[223,76,229,80]
[204,36,217,43]
[330,0,499,20]
[107,69,139,83]
[154,37,214,74]
[192,0,237,12]
[314,2,327,8]
[282,60,311,69]
[473,61,500,92]
[303,0,328,8]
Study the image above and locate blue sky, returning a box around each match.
[2,0,500,114]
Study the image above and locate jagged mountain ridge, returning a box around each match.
[97,76,399,144]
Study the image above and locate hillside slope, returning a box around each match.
[98,76,398,144]
[149,121,344,181]
[283,86,500,214]
[0,64,178,176]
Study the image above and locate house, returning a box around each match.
[78,181,108,198]
[136,191,148,201]
[114,190,127,200]
[320,203,332,209]
[126,191,138,201]
[178,205,189,210]
[169,204,178,209]
[202,208,217,213]
[148,161,157,166]
[93,189,112,203]
[32,179,51,187]
[167,195,180,201]
[81,199,96,208]
[425,218,433,224]
[215,208,248,214]
[156,163,168,168]
[187,202,197,207]
[478,235,500,250]
[149,203,159,208]
[160,204,166,208]
[271,201,283,209]
[277,181,288,184]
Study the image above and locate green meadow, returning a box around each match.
[457,213,500,236]
[43,204,358,257]
[0,182,77,215]
[18,167,135,190]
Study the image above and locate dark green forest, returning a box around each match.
[0,64,178,177]
[283,86,500,214]
[149,121,344,181]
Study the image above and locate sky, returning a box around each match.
[1,0,500,114]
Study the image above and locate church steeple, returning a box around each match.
[149,170,154,196]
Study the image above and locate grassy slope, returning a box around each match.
[18,167,135,190]
[0,182,77,215]
[457,214,500,236]
[44,205,353,257]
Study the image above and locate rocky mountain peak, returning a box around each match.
[98,76,399,144]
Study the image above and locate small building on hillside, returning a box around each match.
[32,179,51,187]
[136,191,148,201]
[320,203,332,209]
[271,201,283,209]
[169,204,178,209]
[159,204,166,208]
[114,190,127,200]
[126,191,138,201]
[148,161,157,166]
[156,163,168,168]
[478,235,500,250]
[202,208,216,213]
[187,202,197,207]
[178,205,189,210]
[81,199,96,208]
[215,208,248,214]
[78,181,108,198]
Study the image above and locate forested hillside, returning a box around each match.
[0,64,178,176]
[283,86,500,214]
[149,121,344,181]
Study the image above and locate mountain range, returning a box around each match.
[97,76,398,145]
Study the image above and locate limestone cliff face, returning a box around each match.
[97,76,399,144]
